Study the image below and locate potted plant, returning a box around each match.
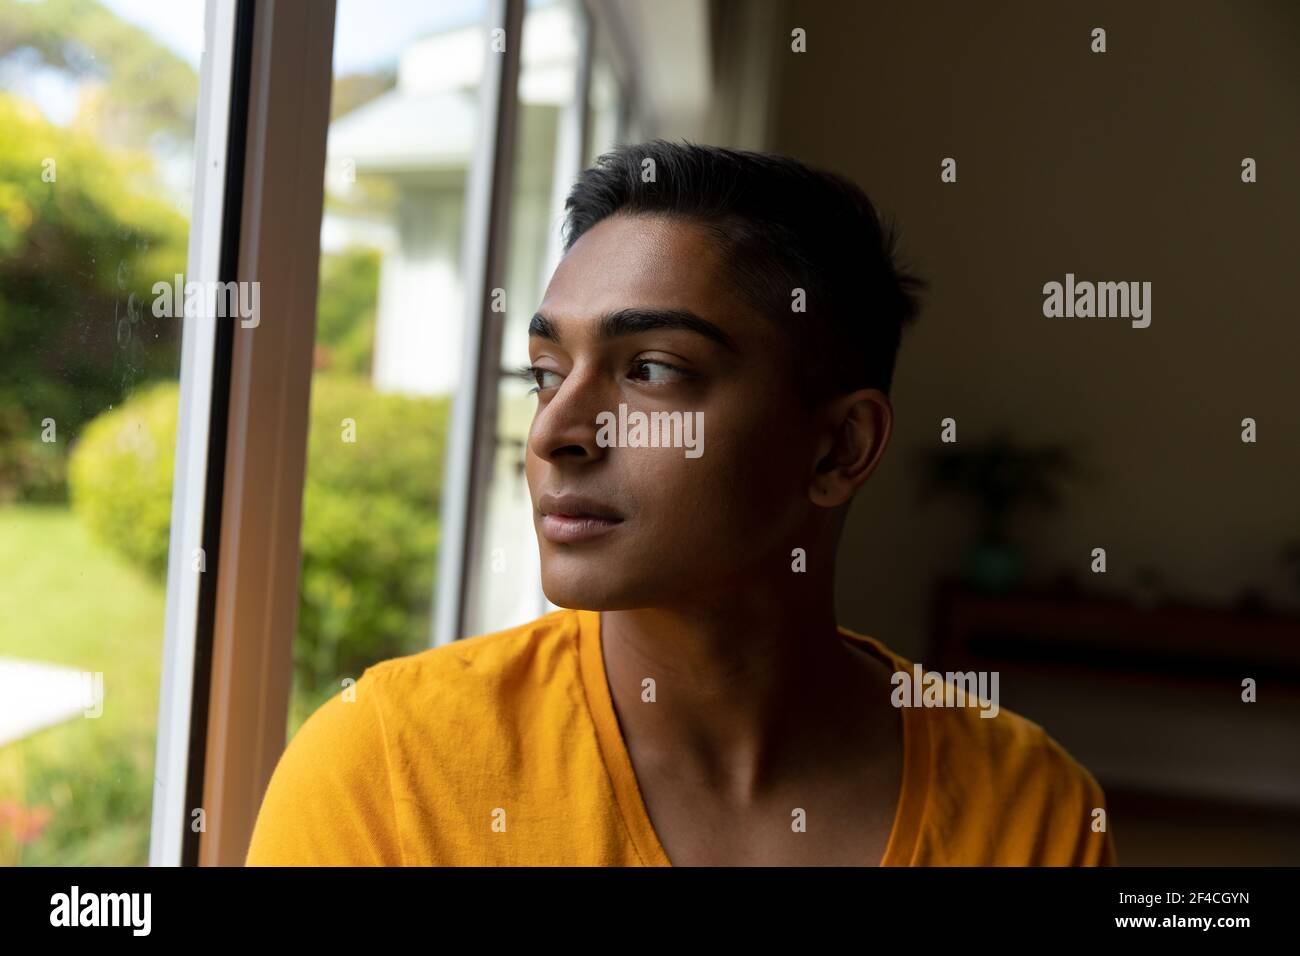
[913,432,1083,593]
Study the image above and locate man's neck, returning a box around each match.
[598,588,889,801]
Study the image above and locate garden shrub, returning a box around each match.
[68,375,451,693]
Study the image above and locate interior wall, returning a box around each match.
[758,0,1300,658]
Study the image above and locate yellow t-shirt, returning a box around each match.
[245,607,1117,866]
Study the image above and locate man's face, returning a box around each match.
[524,212,825,610]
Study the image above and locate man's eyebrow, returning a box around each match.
[528,308,740,354]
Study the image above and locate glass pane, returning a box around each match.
[464,0,584,637]
[585,47,621,167]
[0,0,207,865]
[289,0,491,736]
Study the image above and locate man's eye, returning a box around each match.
[628,359,685,384]
[515,364,561,395]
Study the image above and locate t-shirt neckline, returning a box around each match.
[574,607,928,867]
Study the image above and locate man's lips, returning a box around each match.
[538,492,624,543]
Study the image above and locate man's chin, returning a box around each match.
[539,566,654,612]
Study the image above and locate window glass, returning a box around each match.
[464,0,584,636]
[289,0,491,736]
[585,45,622,167]
[0,0,207,866]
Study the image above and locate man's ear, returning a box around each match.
[809,388,892,508]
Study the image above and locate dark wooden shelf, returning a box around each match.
[930,578,1300,688]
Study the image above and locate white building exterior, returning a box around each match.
[323,4,579,397]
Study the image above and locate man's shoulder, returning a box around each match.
[925,694,1113,863]
[843,628,1102,795]
[358,606,582,701]
[276,608,585,790]
[926,690,1104,803]
[841,627,1111,862]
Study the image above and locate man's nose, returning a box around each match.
[527,366,609,462]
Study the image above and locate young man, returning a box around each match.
[246,141,1116,866]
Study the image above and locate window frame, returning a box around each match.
[149,0,338,867]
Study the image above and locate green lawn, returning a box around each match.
[0,502,369,865]
[0,503,165,865]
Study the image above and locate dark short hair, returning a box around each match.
[561,139,926,402]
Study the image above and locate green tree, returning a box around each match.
[315,247,380,377]
[0,91,188,501]
[68,377,452,696]
[0,0,198,144]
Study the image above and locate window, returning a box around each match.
[585,40,624,167]
[0,0,209,866]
